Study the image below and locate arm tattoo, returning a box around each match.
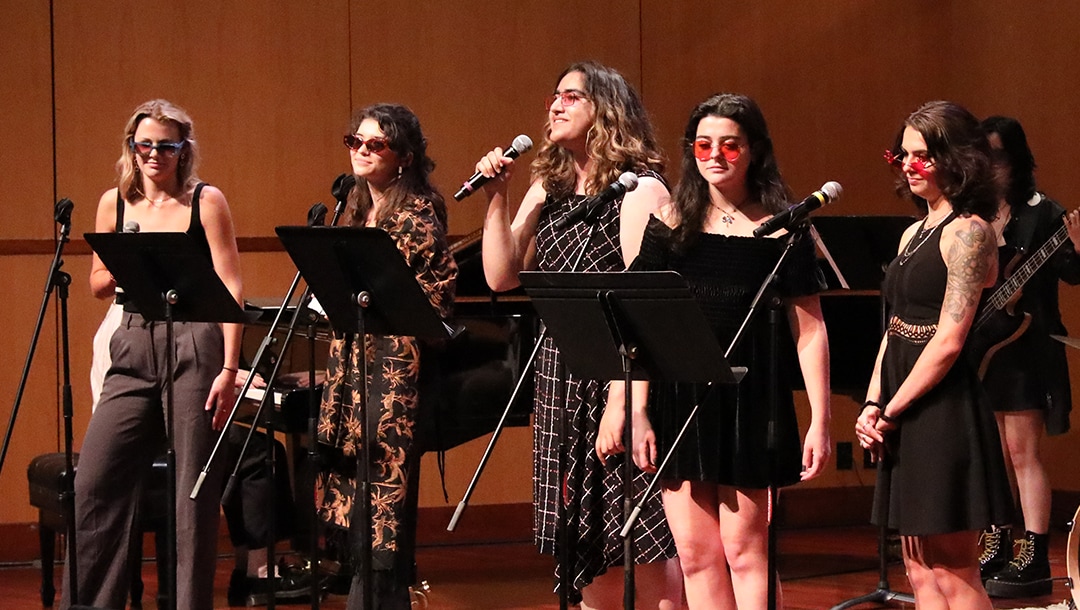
[943,220,991,323]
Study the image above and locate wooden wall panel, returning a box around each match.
[8,1,1080,530]
[51,0,353,239]
[349,0,645,236]
[640,1,952,218]
[0,2,55,239]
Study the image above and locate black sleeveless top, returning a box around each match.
[115,182,213,261]
[115,183,213,312]
[883,212,956,325]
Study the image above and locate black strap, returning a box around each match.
[115,189,124,232]
[190,182,206,232]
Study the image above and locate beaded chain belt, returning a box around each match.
[888,316,937,344]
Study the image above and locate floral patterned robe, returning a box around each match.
[315,196,456,573]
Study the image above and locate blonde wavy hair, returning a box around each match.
[117,99,200,203]
[531,61,665,198]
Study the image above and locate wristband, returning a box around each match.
[222,366,238,373]
[879,411,897,425]
[862,400,881,410]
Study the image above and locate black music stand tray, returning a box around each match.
[275,226,450,609]
[520,270,741,610]
[811,216,913,290]
[84,231,249,610]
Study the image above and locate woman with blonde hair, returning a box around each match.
[62,99,242,610]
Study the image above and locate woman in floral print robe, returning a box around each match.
[316,103,456,610]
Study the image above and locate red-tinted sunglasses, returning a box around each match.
[693,139,743,163]
[344,134,390,154]
[884,149,933,175]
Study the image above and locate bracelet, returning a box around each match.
[862,400,881,410]
[222,366,238,373]
[879,411,897,425]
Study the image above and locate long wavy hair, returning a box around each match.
[890,101,997,221]
[981,115,1038,209]
[117,99,200,203]
[344,103,447,229]
[531,61,665,199]
[670,93,792,252]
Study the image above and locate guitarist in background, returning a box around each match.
[978,115,1080,598]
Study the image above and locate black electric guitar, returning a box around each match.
[969,221,1071,378]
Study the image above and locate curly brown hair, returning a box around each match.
[344,103,447,229]
[890,101,997,222]
[531,61,664,199]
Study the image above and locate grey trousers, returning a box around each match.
[61,312,225,610]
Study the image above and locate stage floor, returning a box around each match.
[0,525,1073,609]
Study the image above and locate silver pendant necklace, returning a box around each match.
[711,201,741,226]
[899,213,950,265]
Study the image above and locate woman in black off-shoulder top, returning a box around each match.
[630,93,832,609]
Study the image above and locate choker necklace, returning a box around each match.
[141,190,175,206]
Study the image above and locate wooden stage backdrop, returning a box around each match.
[3,1,1080,549]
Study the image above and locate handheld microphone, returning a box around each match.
[307,202,328,227]
[553,172,639,231]
[454,134,534,201]
[752,181,842,238]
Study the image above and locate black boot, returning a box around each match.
[978,526,1011,579]
[985,530,1052,598]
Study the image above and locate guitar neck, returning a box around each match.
[986,223,1070,312]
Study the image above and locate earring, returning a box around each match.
[398,166,403,179]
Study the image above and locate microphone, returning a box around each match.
[54,198,74,226]
[331,173,356,217]
[553,172,639,231]
[307,202,328,227]
[115,220,140,302]
[752,181,843,238]
[453,134,534,201]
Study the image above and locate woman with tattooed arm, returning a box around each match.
[856,100,1012,609]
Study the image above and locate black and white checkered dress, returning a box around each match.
[532,189,676,594]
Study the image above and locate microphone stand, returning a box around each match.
[0,200,77,600]
[621,223,811,610]
[449,199,611,610]
[305,297,323,610]
[190,201,334,608]
[829,292,913,610]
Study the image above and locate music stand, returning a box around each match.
[811,216,913,290]
[85,231,249,610]
[275,226,450,609]
[520,270,741,610]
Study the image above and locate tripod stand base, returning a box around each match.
[829,587,914,609]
